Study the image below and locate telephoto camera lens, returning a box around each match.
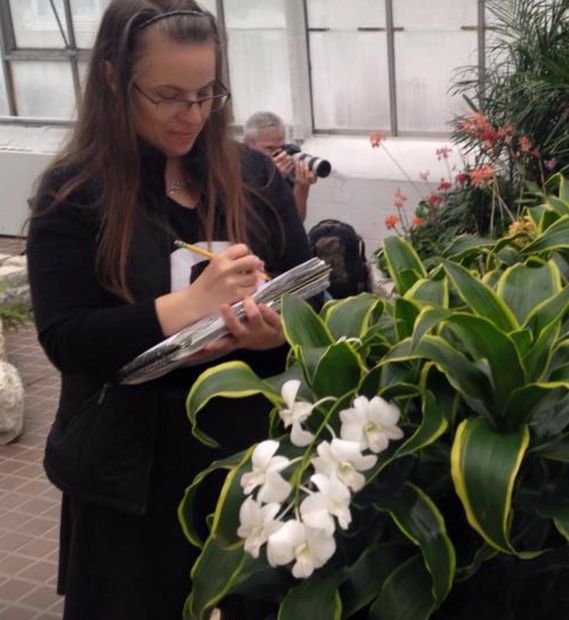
[283,144,332,178]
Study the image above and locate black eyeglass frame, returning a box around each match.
[132,82,231,113]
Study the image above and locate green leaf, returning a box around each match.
[523,321,561,382]
[443,260,519,332]
[340,543,412,619]
[496,260,561,325]
[324,293,383,340]
[384,235,427,295]
[211,447,256,547]
[369,555,437,620]
[524,284,569,337]
[374,483,455,602]
[522,215,569,255]
[504,382,569,428]
[395,390,449,458]
[178,450,247,548]
[186,361,280,447]
[394,298,421,340]
[443,234,495,260]
[451,418,530,555]
[404,277,448,307]
[411,307,451,350]
[184,536,246,620]
[278,568,345,620]
[281,294,334,348]
[441,314,526,418]
[533,436,569,462]
[312,342,364,399]
[389,335,493,419]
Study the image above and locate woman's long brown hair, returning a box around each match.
[35,0,249,303]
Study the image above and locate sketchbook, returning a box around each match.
[117,257,331,385]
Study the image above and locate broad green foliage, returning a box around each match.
[179,180,569,618]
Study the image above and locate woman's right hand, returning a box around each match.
[156,244,264,338]
[190,243,264,313]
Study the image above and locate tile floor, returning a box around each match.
[1,236,63,619]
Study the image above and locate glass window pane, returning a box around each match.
[393,0,478,28]
[71,0,110,49]
[199,0,218,16]
[227,30,291,125]
[9,0,68,48]
[310,32,390,131]
[12,61,76,119]
[224,0,291,125]
[224,0,286,28]
[392,1,479,133]
[0,62,9,115]
[307,0,385,29]
[395,31,477,133]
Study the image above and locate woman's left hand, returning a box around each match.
[183,297,285,365]
[220,296,285,351]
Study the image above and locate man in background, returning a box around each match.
[243,111,317,222]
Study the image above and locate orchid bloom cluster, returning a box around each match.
[237,379,404,579]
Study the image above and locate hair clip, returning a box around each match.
[135,9,207,31]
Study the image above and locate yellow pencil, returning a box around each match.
[174,240,271,281]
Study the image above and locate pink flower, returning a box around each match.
[385,214,400,230]
[419,171,430,181]
[436,146,452,161]
[426,193,444,207]
[370,131,386,148]
[455,172,469,186]
[545,158,557,171]
[518,136,532,153]
[438,179,452,192]
[413,217,424,227]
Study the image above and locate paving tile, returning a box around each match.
[19,585,60,609]
[1,606,41,620]
[0,554,36,578]
[0,577,38,601]
[1,244,63,617]
[17,560,57,584]
[0,533,34,553]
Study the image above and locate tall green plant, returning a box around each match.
[178,184,569,619]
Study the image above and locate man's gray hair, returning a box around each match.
[243,111,286,142]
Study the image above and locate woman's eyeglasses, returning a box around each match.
[133,82,231,114]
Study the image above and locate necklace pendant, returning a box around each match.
[167,178,190,195]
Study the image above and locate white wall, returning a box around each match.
[0,126,67,236]
[301,136,460,258]
[0,127,459,261]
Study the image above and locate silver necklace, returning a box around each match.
[167,178,191,195]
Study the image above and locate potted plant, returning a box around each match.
[178,178,569,619]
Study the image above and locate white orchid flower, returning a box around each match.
[311,438,377,492]
[279,379,316,447]
[240,440,292,503]
[237,497,282,558]
[267,519,336,579]
[340,395,404,454]
[300,473,352,535]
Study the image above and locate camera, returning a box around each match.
[279,143,332,178]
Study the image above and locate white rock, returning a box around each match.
[0,318,5,361]
[0,359,24,445]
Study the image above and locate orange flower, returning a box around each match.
[385,214,400,230]
[469,164,495,188]
[370,131,386,148]
[413,217,424,227]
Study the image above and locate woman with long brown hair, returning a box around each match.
[26,1,311,618]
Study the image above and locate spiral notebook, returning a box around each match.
[117,257,331,385]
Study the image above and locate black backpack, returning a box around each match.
[308,219,371,299]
